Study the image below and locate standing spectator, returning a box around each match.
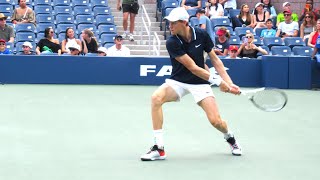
[196,9,215,43]
[260,18,276,39]
[68,44,81,56]
[205,0,224,19]
[300,12,316,41]
[0,13,14,43]
[11,0,36,26]
[219,0,237,10]
[253,2,270,30]
[276,2,298,27]
[0,39,11,54]
[107,35,130,57]
[214,27,230,56]
[308,19,320,48]
[117,0,139,41]
[237,32,268,58]
[231,4,255,28]
[36,27,61,55]
[181,0,201,10]
[97,47,107,56]
[261,0,277,19]
[276,10,299,38]
[299,0,319,22]
[17,41,35,55]
[225,45,240,59]
[81,28,98,54]
[61,27,82,54]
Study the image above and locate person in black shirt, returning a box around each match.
[81,28,98,54]
[36,27,61,55]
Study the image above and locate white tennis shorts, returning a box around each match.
[165,79,214,103]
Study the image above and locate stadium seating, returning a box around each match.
[15,23,36,33]
[228,9,240,18]
[0,4,13,14]
[263,37,284,49]
[292,46,313,56]
[34,0,52,6]
[91,0,109,8]
[98,24,117,36]
[95,14,114,26]
[229,36,241,45]
[75,15,94,25]
[15,32,36,43]
[36,14,54,24]
[160,0,179,23]
[73,6,92,16]
[71,0,90,7]
[211,17,231,28]
[55,14,75,24]
[255,27,267,37]
[253,36,262,46]
[271,46,292,56]
[283,37,305,49]
[100,34,115,46]
[0,0,14,5]
[53,0,71,6]
[189,16,199,27]
[15,41,36,52]
[92,6,111,16]
[34,5,52,15]
[53,6,72,16]
[234,27,253,39]
[257,46,270,57]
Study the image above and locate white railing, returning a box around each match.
[153,32,161,56]
[139,5,152,56]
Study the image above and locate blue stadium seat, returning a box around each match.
[91,0,109,8]
[228,9,240,18]
[34,5,52,15]
[55,14,74,24]
[53,0,70,6]
[77,24,97,35]
[234,27,254,39]
[0,4,13,14]
[100,34,115,46]
[56,24,76,34]
[5,42,14,53]
[36,14,54,24]
[73,6,92,16]
[253,35,262,46]
[36,32,45,42]
[15,32,36,42]
[255,27,267,37]
[71,0,90,7]
[271,46,292,56]
[257,45,270,57]
[15,41,36,52]
[283,37,305,49]
[34,0,52,6]
[159,0,179,22]
[57,33,65,42]
[53,6,72,16]
[98,24,117,36]
[263,37,283,49]
[36,23,54,33]
[95,14,114,26]
[189,16,199,27]
[292,46,313,56]
[15,23,36,33]
[211,17,231,27]
[229,36,241,45]
[0,0,13,5]
[75,15,94,25]
[92,6,111,16]
[186,8,197,17]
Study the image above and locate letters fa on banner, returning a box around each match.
[140,65,172,77]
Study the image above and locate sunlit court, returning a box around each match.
[0,84,319,180]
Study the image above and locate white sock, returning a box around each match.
[224,131,234,139]
[153,129,164,148]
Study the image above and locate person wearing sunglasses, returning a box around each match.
[0,39,11,54]
[299,0,320,22]
[36,27,61,55]
[300,11,316,41]
[237,32,268,58]
[276,10,299,38]
[0,13,14,43]
[276,2,298,27]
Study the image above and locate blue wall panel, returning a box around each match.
[262,56,289,89]
[288,56,312,89]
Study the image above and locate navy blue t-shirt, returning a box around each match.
[166,26,214,84]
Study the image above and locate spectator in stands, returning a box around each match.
[225,45,240,59]
[253,2,270,30]
[261,0,277,19]
[237,32,268,58]
[61,27,82,54]
[107,35,130,57]
[11,0,36,26]
[36,27,61,55]
[205,0,224,19]
[219,0,237,10]
[97,47,108,56]
[300,12,316,41]
[214,27,230,56]
[0,13,14,43]
[276,2,298,27]
[196,9,215,43]
[17,41,35,55]
[117,0,139,41]
[68,44,81,56]
[308,19,320,48]
[181,0,201,10]
[260,18,276,39]
[81,28,98,54]
[0,39,11,54]
[311,28,320,60]
[299,0,319,22]
[231,4,255,28]
[276,10,299,39]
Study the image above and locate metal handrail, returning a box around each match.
[153,32,161,56]
[140,5,152,55]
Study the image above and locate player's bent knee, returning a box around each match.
[151,94,164,106]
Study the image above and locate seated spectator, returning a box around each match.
[205,0,224,19]
[260,18,276,39]
[196,9,215,43]
[300,12,316,41]
[276,10,299,38]
[61,27,82,54]
[261,0,277,19]
[107,35,130,57]
[307,19,320,48]
[225,45,240,59]
[81,28,98,54]
[299,0,319,22]
[36,27,61,55]
[276,2,298,27]
[68,44,81,56]
[214,27,230,56]
[0,13,14,43]
[231,4,255,28]
[0,39,11,54]
[11,0,36,26]
[311,31,320,59]
[253,2,270,30]
[97,47,107,56]
[181,0,201,10]
[237,32,268,58]
[219,0,237,10]
[17,41,35,55]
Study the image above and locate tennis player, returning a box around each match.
[141,7,242,161]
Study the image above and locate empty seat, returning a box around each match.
[53,0,70,6]
[71,0,90,7]
[292,46,313,56]
[34,5,52,15]
[15,23,35,33]
[228,9,240,18]
[34,0,52,6]
[283,37,305,49]
[36,14,54,24]
[15,32,36,42]
[36,23,54,33]
[159,0,179,21]
[53,6,72,16]
[263,37,283,49]
[211,17,231,27]
[271,46,292,56]
[77,24,97,35]
[253,35,262,46]
[92,6,111,16]
[75,15,94,25]
[234,27,254,39]
[229,36,241,45]
[95,14,114,26]
[98,24,117,36]
[100,34,115,46]
[0,0,14,5]
[73,6,92,16]
[56,24,76,34]
[5,42,14,53]
[0,4,13,14]
[91,0,109,8]
[55,14,74,24]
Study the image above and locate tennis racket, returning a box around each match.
[240,88,288,112]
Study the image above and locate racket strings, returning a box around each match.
[252,90,287,111]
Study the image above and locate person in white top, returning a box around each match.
[61,28,82,54]
[107,35,130,57]
[219,0,237,10]
[205,0,224,19]
[276,10,299,39]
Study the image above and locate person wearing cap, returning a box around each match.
[214,27,230,56]
[97,47,107,56]
[276,9,299,38]
[68,44,81,56]
[140,7,242,161]
[117,0,139,41]
[11,0,36,26]
[260,18,276,39]
[253,2,270,30]
[237,32,268,58]
[205,0,224,19]
[276,2,298,27]
[0,13,14,43]
[0,39,11,54]
[17,41,36,55]
[196,8,215,44]
[107,35,130,57]
[226,45,240,59]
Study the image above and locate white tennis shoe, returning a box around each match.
[225,136,242,156]
[141,145,166,161]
